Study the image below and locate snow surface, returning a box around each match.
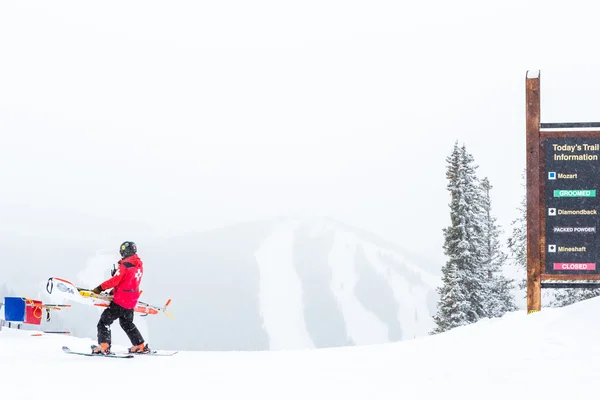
[3,297,600,399]
[253,219,437,349]
[328,230,390,345]
[362,243,434,338]
[375,247,441,289]
[255,220,314,349]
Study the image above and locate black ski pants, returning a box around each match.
[97,301,144,346]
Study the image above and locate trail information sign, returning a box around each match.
[526,71,600,313]
[544,138,600,274]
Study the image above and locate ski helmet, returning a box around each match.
[119,241,137,258]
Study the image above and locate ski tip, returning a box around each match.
[144,350,179,356]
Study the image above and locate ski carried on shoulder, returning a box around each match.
[62,345,134,358]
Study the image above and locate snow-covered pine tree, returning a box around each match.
[479,177,517,317]
[506,170,527,292]
[431,142,488,333]
[458,144,489,322]
[431,255,469,334]
[549,283,600,307]
[432,142,471,333]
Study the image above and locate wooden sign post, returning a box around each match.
[526,70,600,313]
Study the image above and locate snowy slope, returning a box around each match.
[328,229,390,345]
[49,217,440,351]
[255,219,315,349]
[3,298,600,400]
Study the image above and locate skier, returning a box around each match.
[90,241,150,354]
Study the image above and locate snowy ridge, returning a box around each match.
[31,217,439,351]
[328,229,389,345]
[3,298,600,399]
[375,247,441,289]
[362,243,434,338]
[255,220,314,350]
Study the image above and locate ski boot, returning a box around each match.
[91,342,111,355]
[128,343,151,354]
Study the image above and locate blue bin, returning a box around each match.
[4,297,25,322]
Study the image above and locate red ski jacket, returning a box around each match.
[99,254,144,310]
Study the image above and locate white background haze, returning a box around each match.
[3,1,600,264]
[2,1,600,350]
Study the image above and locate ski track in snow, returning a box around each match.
[328,230,388,345]
[255,220,314,350]
[362,243,435,339]
[300,219,437,341]
[377,248,441,289]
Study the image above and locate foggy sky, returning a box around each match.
[2,0,600,266]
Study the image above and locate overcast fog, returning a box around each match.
[2,0,600,281]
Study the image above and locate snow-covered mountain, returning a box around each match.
[3,217,441,351]
[2,291,599,399]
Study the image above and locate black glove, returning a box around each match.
[92,286,102,295]
[111,264,117,277]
